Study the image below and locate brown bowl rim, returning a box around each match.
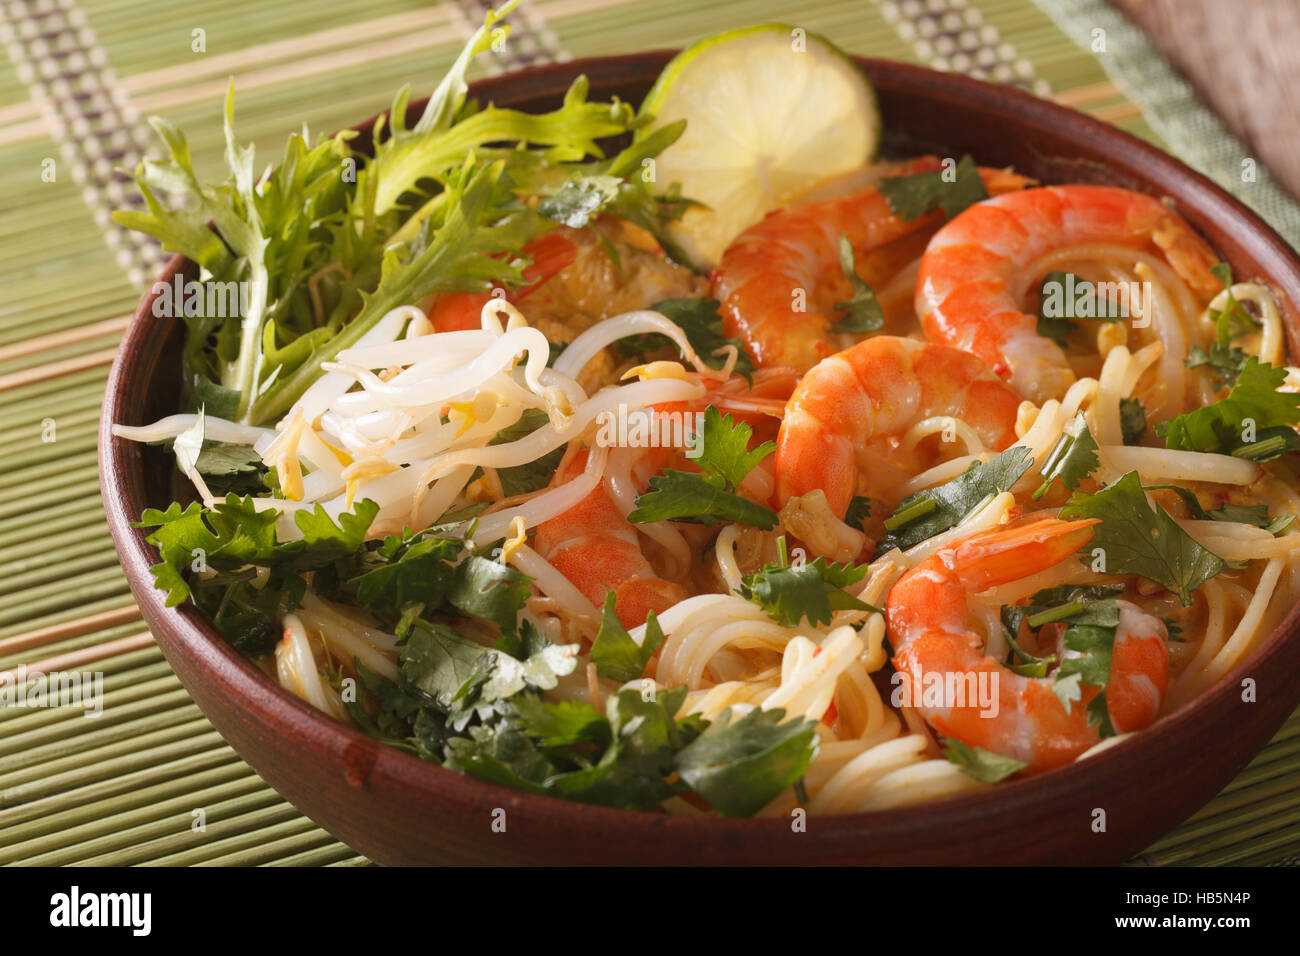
[99,51,1300,862]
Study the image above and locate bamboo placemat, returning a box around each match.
[1,0,1297,867]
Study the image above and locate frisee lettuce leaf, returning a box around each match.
[115,1,688,427]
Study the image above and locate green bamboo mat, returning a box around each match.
[1,0,1297,867]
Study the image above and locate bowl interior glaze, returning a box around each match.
[100,53,1300,865]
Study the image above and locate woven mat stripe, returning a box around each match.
[0,0,168,286]
[0,641,353,866]
[3,775,277,866]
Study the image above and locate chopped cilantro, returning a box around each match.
[628,406,778,528]
[830,235,884,333]
[1145,483,1293,533]
[1157,357,1300,460]
[489,408,565,497]
[1119,397,1147,446]
[1035,271,1126,346]
[1032,413,1099,499]
[844,495,873,532]
[589,592,665,682]
[942,738,1027,783]
[877,446,1034,552]
[616,297,757,382]
[1059,471,1228,605]
[878,154,988,221]
[1000,584,1125,733]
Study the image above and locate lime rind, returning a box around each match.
[639,24,881,269]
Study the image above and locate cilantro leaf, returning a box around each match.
[447,553,531,639]
[673,707,820,817]
[353,533,459,619]
[1035,271,1127,346]
[844,495,872,531]
[1188,262,1261,390]
[1119,397,1147,446]
[447,640,580,729]
[878,446,1034,552]
[399,620,492,712]
[489,408,565,497]
[589,592,665,682]
[878,154,988,221]
[1032,413,1099,499]
[1157,357,1300,459]
[513,694,611,748]
[741,555,876,628]
[1186,343,1250,389]
[942,739,1027,783]
[1059,471,1227,604]
[617,298,757,383]
[1056,621,1118,736]
[693,404,775,488]
[444,687,700,811]
[135,494,379,605]
[830,235,884,333]
[627,470,779,528]
[628,406,777,528]
[1145,483,1291,532]
[999,584,1124,732]
[194,441,262,476]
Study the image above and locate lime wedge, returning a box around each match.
[640,24,881,269]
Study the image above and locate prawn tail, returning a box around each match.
[947,516,1100,592]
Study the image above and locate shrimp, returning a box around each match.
[425,231,579,332]
[426,222,705,351]
[916,184,1221,402]
[887,515,1170,774]
[711,157,1033,373]
[533,448,686,630]
[774,336,1023,517]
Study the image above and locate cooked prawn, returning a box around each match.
[916,184,1221,402]
[533,448,686,631]
[775,336,1023,517]
[711,157,1033,373]
[425,231,579,332]
[887,515,1170,774]
[425,223,706,394]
